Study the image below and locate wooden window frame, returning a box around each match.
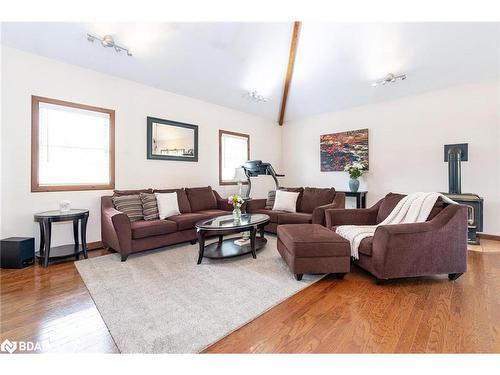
[218,129,250,186]
[31,95,115,192]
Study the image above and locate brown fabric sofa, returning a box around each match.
[101,186,233,261]
[325,193,468,283]
[246,187,345,233]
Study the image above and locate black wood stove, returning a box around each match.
[442,144,483,244]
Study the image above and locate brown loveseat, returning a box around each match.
[101,186,233,261]
[246,187,345,233]
[325,193,468,283]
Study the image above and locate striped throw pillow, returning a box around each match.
[265,190,276,209]
[140,192,159,221]
[112,194,143,222]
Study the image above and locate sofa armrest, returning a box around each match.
[246,198,267,212]
[370,204,468,279]
[217,199,233,211]
[212,190,232,211]
[311,193,346,225]
[101,197,132,255]
[213,190,248,212]
[325,207,378,228]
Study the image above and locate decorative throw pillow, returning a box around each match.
[112,194,143,222]
[272,190,300,213]
[155,192,181,219]
[265,188,303,211]
[265,190,276,209]
[140,193,159,221]
[154,188,192,213]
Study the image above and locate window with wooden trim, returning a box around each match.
[219,130,250,185]
[31,96,115,192]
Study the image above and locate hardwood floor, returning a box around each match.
[1,240,499,353]
[0,249,119,353]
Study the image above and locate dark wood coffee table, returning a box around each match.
[195,213,270,264]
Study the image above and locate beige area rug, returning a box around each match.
[75,236,321,353]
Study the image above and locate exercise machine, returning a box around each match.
[242,160,284,198]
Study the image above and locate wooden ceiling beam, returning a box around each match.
[278,21,301,126]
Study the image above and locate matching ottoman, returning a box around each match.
[277,224,351,280]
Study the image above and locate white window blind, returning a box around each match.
[221,133,249,182]
[38,102,111,186]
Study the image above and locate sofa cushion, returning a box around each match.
[139,192,159,221]
[154,188,191,213]
[376,193,406,223]
[358,236,373,257]
[251,208,285,223]
[168,213,208,231]
[428,197,447,221]
[112,194,144,222]
[131,219,177,239]
[185,186,217,212]
[376,193,446,224]
[196,209,229,218]
[300,187,336,213]
[278,212,312,225]
[113,188,153,196]
[277,224,350,258]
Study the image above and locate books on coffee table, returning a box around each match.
[234,238,250,246]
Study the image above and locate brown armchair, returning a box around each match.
[325,193,468,283]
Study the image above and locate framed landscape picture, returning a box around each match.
[320,128,369,171]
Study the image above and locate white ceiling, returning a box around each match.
[1,22,498,122]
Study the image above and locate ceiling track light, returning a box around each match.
[87,33,132,56]
[243,91,268,103]
[372,73,407,87]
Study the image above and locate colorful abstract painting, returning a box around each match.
[320,128,369,172]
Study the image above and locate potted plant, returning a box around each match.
[228,194,244,221]
[344,162,364,192]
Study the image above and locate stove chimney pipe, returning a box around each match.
[447,147,462,194]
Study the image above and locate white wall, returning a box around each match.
[283,82,500,235]
[0,46,282,246]
[2,45,498,246]
[0,30,3,239]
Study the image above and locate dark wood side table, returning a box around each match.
[337,190,367,208]
[34,209,89,267]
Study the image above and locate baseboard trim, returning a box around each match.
[88,241,104,250]
[477,233,500,241]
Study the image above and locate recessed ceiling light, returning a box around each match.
[243,91,268,102]
[87,33,132,56]
[372,73,407,87]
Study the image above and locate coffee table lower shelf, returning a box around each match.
[202,237,267,259]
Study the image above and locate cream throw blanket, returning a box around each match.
[336,192,457,259]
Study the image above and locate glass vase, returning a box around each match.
[232,207,241,222]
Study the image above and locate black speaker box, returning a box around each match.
[0,237,35,269]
